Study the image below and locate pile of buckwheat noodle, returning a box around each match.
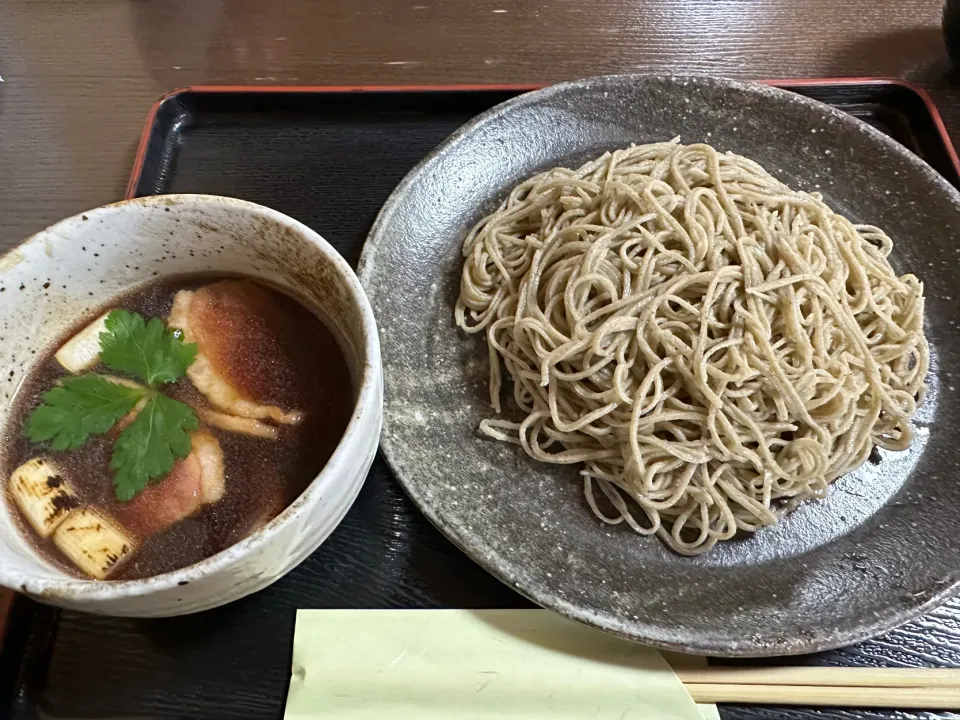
[454,140,929,556]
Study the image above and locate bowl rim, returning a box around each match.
[0,193,382,600]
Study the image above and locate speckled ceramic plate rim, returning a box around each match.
[358,74,960,655]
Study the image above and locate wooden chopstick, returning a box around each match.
[685,683,960,709]
[674,667,960,709]
[676,666,960,688]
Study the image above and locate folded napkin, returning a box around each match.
[285,609,718,719]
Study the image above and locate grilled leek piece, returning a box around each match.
[9,458,79,538]
[53,507,137,579]
[54,311,111,373]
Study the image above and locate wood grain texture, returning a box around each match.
[2,1,960,719]
[0,0,956,251]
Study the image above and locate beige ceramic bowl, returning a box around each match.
[0,194,382,616]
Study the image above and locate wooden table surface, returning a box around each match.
[0,0,956,253]
[0,0,959,715]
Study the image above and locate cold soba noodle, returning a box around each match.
[455,141,929,555]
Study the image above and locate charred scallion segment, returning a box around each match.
[52,507,137,579]
[54,311,112,374]
[8,458,79,537]
[25,310,200,502]
[11,449,143,579]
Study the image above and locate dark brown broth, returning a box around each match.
[2,274,354,580]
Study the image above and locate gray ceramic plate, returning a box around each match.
[357,74,960,656]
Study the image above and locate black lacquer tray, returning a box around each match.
[3,79,959,720]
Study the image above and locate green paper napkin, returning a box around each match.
[285,609,718,719]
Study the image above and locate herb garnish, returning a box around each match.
[25,310,199,502]
[99,310,197,387]
[25,375,145,451]
[110,394,197,501]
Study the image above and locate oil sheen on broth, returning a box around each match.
[3,275,354,580]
